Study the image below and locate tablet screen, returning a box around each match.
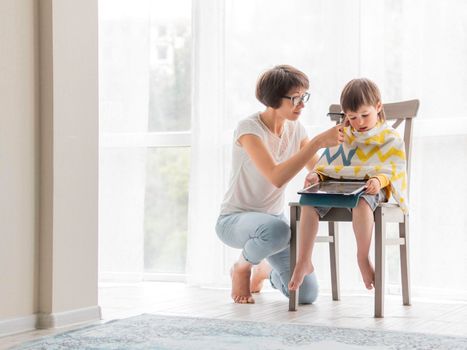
[298,181,366,196]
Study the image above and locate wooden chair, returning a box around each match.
[288,99,419,317]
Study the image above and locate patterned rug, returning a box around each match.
[12,314,467,350]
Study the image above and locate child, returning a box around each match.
[289,78,408,291]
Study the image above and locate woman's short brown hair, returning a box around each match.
[256,65,309,109]
[340,78,386,121]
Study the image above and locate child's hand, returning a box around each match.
[365,178,381,195]
[304,172,320,188]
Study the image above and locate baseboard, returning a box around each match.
[36,305,102,329]
[0,314,37,337]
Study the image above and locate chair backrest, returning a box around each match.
[328,99,419,196]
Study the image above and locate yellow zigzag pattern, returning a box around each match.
[327,165,402,180]
[363,129,400,145]
[355,147,406,162]
[344,127,399,146]
[334,165,344,173]
[390,162,407,190]
[318,124,408,213]
[344,131,356,146]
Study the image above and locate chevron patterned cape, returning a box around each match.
[315,122,408,213]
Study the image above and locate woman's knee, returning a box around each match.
[259,219,290,249]
[298,273,319,304]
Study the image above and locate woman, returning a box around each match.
[216,65,344,304]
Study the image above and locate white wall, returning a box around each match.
[0,0,38,322]
[0,0,100,335]
[41,0,99,316]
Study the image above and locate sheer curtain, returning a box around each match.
[187,0,467,300]
[99,0,193,281]
[99,0,149,281]
[185,0,227,286]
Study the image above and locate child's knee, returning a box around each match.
[302,205,315,214]
[355,198,372,213]
[301,206,319,219]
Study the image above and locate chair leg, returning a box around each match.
[400,215,411,306]
[374,207,386,318]
[328,222,340,301]
[289,205,298,311]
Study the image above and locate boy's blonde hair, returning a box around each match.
[340,78,386,121]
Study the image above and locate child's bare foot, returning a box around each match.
[230,263,255,304]
[288,260,314,291]
[358,256,375,290]
[250,260,272,293]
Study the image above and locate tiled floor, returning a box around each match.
[2,282,467,349]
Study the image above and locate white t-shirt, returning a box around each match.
[220,112,308,215]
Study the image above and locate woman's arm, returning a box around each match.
[300,138,319,171]
[239,125,343,188]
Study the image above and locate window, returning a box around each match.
[156,45,169,61]
[99,0,192,281]
[144,148,190,274]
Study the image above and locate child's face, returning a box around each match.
[345,103,382,132]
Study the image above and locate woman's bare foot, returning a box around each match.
[288,260,314,291]
[358,256,375,290]
[250,260,272,293]
[230,262,255,304]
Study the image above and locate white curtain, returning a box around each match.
[99,0,150,281]
[185,0,228,286]
[187,0,467,300]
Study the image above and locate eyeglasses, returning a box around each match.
[282,92,310,107]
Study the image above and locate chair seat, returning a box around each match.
[289,201,406,223]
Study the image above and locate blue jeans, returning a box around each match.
[216,211,318,304]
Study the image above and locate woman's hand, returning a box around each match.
[365,178,381,195]
[317,124,344,148]
[304,172,320,188]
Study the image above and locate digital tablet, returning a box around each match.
[298,181,367,196]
